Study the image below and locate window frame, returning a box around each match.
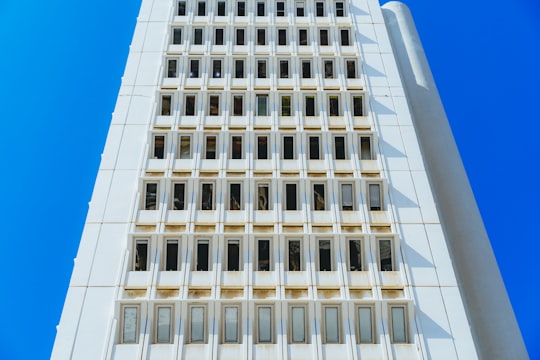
[235,28,245,45]
[214,28,225,45]
[378,238,394,271]
[222,304,241,343]
[152,134,166,159]
[256,94,269,116]
[340,28,350,46]
[348,239,363,272]
[277,28,288,46]
[323,59,334,79]
[256,135,269,160]
[200,182,215,210]
[172,27,183,44]
[161,94,172,116]
[232,94,244,116]
[279,59,290,79]
[134,239,149,271]
[276,1,286,16]
[356,305,375,344]
[296,0,305,16]
[217,0,226,16]
[211,59,223,78]
[280,94,292,116]
[189,59,200,78]
[155,305,174,344]
[284,182,298,210]
[319,29,329,46]
[282,135,295,160]
[179,134,192,159]
[298,28,308,46]
[177,0,186,16]
[208,94,220,115]
[234,59,245,78]
[184,94,197,116]
[172,182,186,210]
[257,1,266,16]
[322,304,341,344]
[367,182,383,211]
[335,1,345,17]
[287,238,302,271]
[360,135,374,160]
[144,182,159,210]
[256,28,267,46]
[256,182,271,210]
[340,183,354,211]
[334,135,347,160]
[328,94,340,116]
[225,239,241,271]
[313,183,326,211]
[228,182,242,210]
[289,304,308,343]
[318,239,332,271]
[120,304,140,344]
[256,59,267,78]
[308,135,321,160]
[230,135,243,159]
[193,27,204,45]
[236,0,246,16]
[389,305,409,344]
[164,238,180,271]
[255,304,274,343]
[301,59,312,78]
[166,58,178,78]
[195,239,210,271]
[346,59,357,79]
[257,239,272,271]
[197,1,207,16]
[352,94,364,117]
[188,304,207,343]
[316,1,325,16]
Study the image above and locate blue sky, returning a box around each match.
[0,0,538,358]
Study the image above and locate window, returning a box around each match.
[237,0,245,16]
[223,305,240,343]
[281,95,291,116]
[167,59,178,78]
[134,240,148,271]
[121,305,139,344]
[276,1,285,16]
[173,183,185,210]
[341,183,354,211]
[278,29,287,45]
[257,28,266,45]
[161,95,172,116]
[234,59,244,78]
[201,182,214,209]
[309,136,320,160]
[198,1,206,15]
[349,239,362,271]
[319,239,331,271]
[316,1,324,16]
[231,136,242,159]
[353,95,364,116]
[233,95,243,116]
[279,60,289,78]
[256,94,268,116]
[152,135,165,159]
[257,136,269,160]
[296,1,305,16]
[334,136,346,159]
[179,135,191,159]
[285,183,297,210]
[313,183,325,210]
[189,59,200,78]
[301,60,311,78]
[212,59,222,78]
[193,28,203,44]
[236,28,245,45]
[335,1,344,17]
[257,60,267,78]
[288,239,301,270]
[290,306,307,343]
[360,136,373,160]
[283,135,295,159]
[257,183,270,209]
[229,183,242,210]
[172,28,182,44]
[204,135,217,159]
[215,28,224,45]
[346,60,356,78]
[209,95,220,115]
[357,306,374,343]
[177,1,186,15]
[196,240,210,270]
[145,183,158,210]
[368,183,382,210]
[257,1,265,16]
[298,29,308,45]
[328,95,339,116]
[324,60,334,78]
[319,29,329,46]
[155,306,173,343]
[257,239,271,271]
[379,239,393,271]
[256,305,273,343]
[185,95,196,115]
[390,306,408,343]
[323,305,340,343]
[340,29,350,45]
[305,95,316,116]
[226,239,240,270]
[189,305,206,343]
[165,239,179,271]
[217,1,226,16]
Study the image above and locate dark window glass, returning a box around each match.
[299,29,308,45]
[257,2,265,16]
[135,241,148,271]
[185,95,196,115]
[296,2,304,16]
[360,136,372,160]
[335,136,346,159]
[346,60,356,78]
[212,60,222,78]
[258,184,269,210]
[215,28,224,45]
[258,240,270,271]
[166,241,179,271]
[283,136,294,159]
[167,59,177,78]
[173,183,185,210]
[236,29,245,45]
[324,60,333,78]
[161,95,171,116]
[237,1,245,16]
[194,28,203,44]
[316,2,324,16]
[369,184,382,211]
[179,136,191,159]
[379,239,392,271]
[257,29,266,45]
[190,60,199,78]
[280,60,289,78]
[201,183,214,209]
[198,1,206,15]
[309,136,320,159]
[319,240,331,271]
[288,240,301,271]
[205,137,216,159]
[217,1,226,15]
[257,60,267,78]
[329,96,339,116]
[349,240,362,271]
[173,28,182,44]
[231,136,242,159]
[178,1,186,15]
[281,96,291,116]
[320,30,328,45]
[313,184,325,210]
[341,29,350,46]
[154,135,165,159]
[233,96,243,116]
[353,96,364,116]
[305,96,315,116]
[209,95,219,115]
[302,61,311,78]
[197,241,209,270]
[278,29,287,45]
[234,60,244,78]
[227,241,240,270]
[230,183,241,210]
[257,136,268,159]
[285,183,297,210]
[145,183,158,210]
[277,2,285,16]
[336,2,344,16]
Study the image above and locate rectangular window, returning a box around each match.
[236,28,245,45]
[257,28,266,45]
[204,135,217,159]
[229,183,242,210]
[257,239,271,271]
[226,239,240,270]
[179,135,191,159]
[341,183,353,211]
[145,183,158,210]
[316,2,324,16]
[223,306,240,343]
[196,240,209,270]
[319,29,329,46]
[323,306,340,343]
[122,306,139,343]
[172,28,182,44]
[185,95,196,115]
[328,95,339,116]
[324,60,334,78]
[134,240,148,271]
[231,136,242,159]
[156,306,172,343]
[390,306,408,343]
[379,239,393,271]
[281,95,291,116]
[237,0,245,16]
[256,94,268,116]
[234,59,244,78]
[217,1,226,16]
[189,59,199,78]
[288,239,301,271]
[257,183,270,210]
[257,306,273,343]
[340,29,350,45]
[278,29,287,45]
[319,239,331,271]
[346,60,356,78]
[198,1,206,15]
[279,60,289,78]
[257,1,265,16]
[194,28,203,44]
[233,95,243,116]
[309,136,320,160]
[165,240,179,271]
[313,184,325,210]
[173,183,185,210]
[334,136,346,159]
[190,306,206,343]
[283,136,294,159]
[276,1,285,16]
[209,95,220,115]
[353,95,364,116]
[296,1,305,16]
[285,183,297,210]
[358,306,374,343]
[290,306,307,343]
[161,95,172,116]
[368,183,382,210]
[153,135,165,159]
[201,183,214,209]
[177,1,186,15]
[257,136,269,159]
[299,29,308,45]
[335,1,344,17]
[257,60,267,78]
[301,60,311,78]
[305,96,315,116]
[349,239,362,271]
[215,28,224,45]
[360,136,373,160]
[212,59,222,78]
[167,59,178,78]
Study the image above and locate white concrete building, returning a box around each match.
[52,0,527,359]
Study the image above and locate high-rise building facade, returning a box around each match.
[52,0,527,359]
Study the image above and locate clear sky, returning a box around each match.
[0,0,538,359]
